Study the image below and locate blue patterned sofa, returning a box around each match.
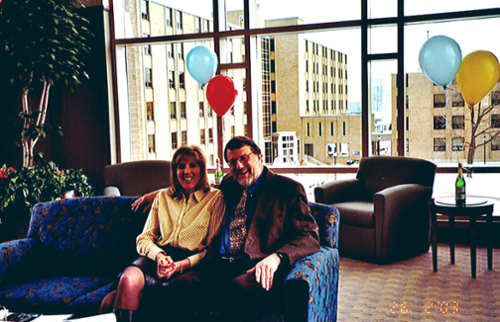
[0,197,339,322]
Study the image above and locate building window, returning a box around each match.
[492,114,500,128]
[168,71,175,89]
[141,0,149,20]
[176,10,183,29]
[196,17,201,33]
[144,44,151,55]
[204,19,209,33]
[306,100,309,113]
[145,68,152,88]
[200,130,206,145]
[319,123,322,136]
[181,131,187,145]
[340,143,349,157]
[180,102,186,119]
[166,8,172,27]
[168,44,174,59]
[492,91,500,106]
[207,107,213,118]
[433,94,446,108]
[452,92,464,107]
[452,137,464,151]
[330,122,334,136]
[199,102,205,117]
[179,72,185,90]
[434,138,446,152]
[452,115,464,129]
[327,143,337,157]
[492,137,500,151]
[171,132,178,150]
[148,135,155,153]
[178,43,184,60]
[304,143,314,157]
[306,123,310,137]
[147,102,154,121]
[434,116,446,130]
[342,122,346,136]
[170,102,176,119]
[209,128,213,143]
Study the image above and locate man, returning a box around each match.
[207,136,320,321]
[132,136,320,321]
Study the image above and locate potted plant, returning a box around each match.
[0,0,91,167]
[0,156,94,242]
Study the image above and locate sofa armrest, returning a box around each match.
[314,179,367,204]
[103,186,121,196]
[284,247,339,322]
[0,238,40,286]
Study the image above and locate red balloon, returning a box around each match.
[206,75,238,116]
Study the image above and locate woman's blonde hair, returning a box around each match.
[171,145,209,196]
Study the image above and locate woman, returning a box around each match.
[100,146,226,322]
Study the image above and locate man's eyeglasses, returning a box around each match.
[228,152,254,167]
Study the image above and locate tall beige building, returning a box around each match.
[265,18,361,165]
[397,73,500,163]
[126,2,358,165]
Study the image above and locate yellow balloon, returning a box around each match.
[456,50,500,107]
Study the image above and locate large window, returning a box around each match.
[112,0,500,194]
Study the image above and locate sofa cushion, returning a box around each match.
[334,201,374,228]
[0,276,112,314]
[68,282,115,314]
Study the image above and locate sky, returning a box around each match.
[156,0,500,103]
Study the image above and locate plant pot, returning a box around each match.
[61,190,76,199]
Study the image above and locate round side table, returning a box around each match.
[429,197,494,278]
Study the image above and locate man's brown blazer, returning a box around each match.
[217,167,320,266]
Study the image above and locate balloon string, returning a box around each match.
[461,104,470,161]
[443,86,452,162]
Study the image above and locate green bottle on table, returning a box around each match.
[455,163,466,205]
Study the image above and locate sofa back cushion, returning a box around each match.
[356,156,436,196]
[29,196,146,276]
[103,160,171,196]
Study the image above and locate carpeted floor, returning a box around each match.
[337,244,500,321]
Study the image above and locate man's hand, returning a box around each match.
[247,253,281,291]
[132,190,159,213]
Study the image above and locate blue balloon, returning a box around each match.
[186,45,218,85]
[419,35,462,87]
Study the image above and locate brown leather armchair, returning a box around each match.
[314,156,436,264]
[103,160,171,196]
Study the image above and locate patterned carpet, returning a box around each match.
[337,244,500,321]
